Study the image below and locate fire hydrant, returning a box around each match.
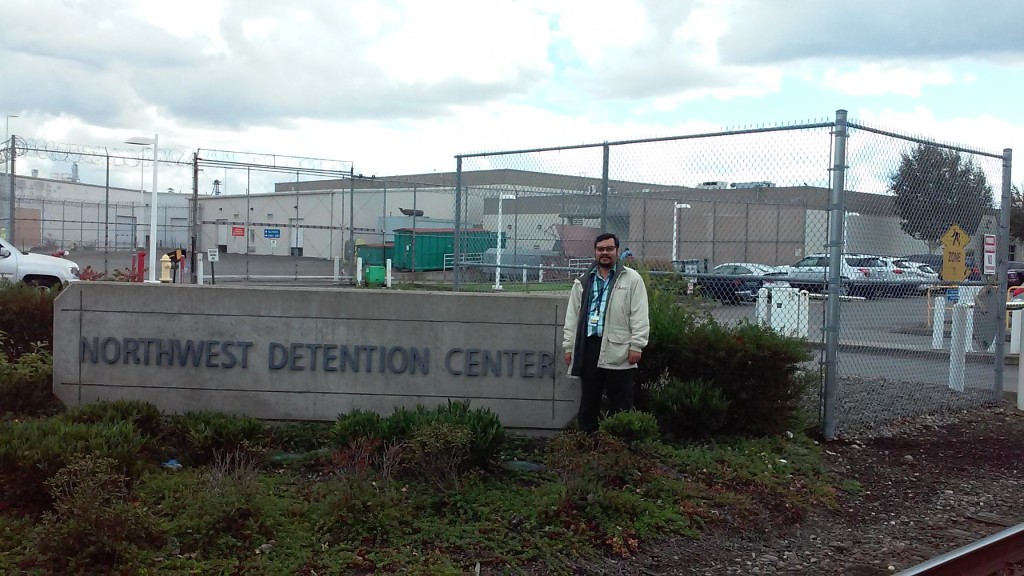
[160,254,173,283]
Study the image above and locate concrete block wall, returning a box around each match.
[54,283,579,432]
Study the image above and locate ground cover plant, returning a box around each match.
[0,271,837,573]
[0,400,837,574]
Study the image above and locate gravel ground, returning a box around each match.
[566,403,1024,575]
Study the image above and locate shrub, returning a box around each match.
[166,411,266,466]
[0,419,146,507]
[335,401,506,469]
[331,409,386,445]
[62,399,164,438]
[648,377,730,439]
[0,338,58,416]
[599,410,660,444]
[0,280,55,358]
[404,421,473,489]
[636,293,812,437]
[429,400,505,467]
[32,456,162,571]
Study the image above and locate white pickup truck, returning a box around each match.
[0,237,80,287]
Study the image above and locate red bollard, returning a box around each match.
[134,251,146,282]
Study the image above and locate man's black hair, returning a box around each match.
[594,232,619,248]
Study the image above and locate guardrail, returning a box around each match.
[897,522,1024,575]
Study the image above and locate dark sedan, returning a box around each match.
[696,263,779,304]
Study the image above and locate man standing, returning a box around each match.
[562,233,650,432]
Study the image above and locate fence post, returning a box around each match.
[822,109,849,441]
[190,151,200,284]
[453,156,463,292]
[8,135,15,244]
[994,148,1013,400]
[601,143,610,233]
[348,166,355,281]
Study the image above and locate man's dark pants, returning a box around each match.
[578,335,635,433]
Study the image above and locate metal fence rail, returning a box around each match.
[452,110,1013,438]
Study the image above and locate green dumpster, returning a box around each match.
[365,265,386,286]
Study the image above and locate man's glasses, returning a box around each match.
[595,246,617,253]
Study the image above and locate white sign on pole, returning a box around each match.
[983,234,996,275]
[207,249,220,262]
[270,239,277,248]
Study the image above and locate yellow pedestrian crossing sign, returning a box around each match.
[940,224,969,281]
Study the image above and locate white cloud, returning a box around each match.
[822,64,956,97]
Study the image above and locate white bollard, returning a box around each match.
[539,266,545,283]
[798,290,810,339]
[1011,310,1022,355]
[1018,313,1024,411]
[948,303,968,392]
[196,257,204,285]
[333,256,340,282]
[964,305,975,353]
[932,296,946,350]
[522,268,527,283]
[755,287,771,327]
[385,259,392,288]
[356,257,363,285]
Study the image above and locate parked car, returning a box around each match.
[695,262,778,304]
[1006,261,1024,288]
[903,253,981,282]
[773,253,892,298]
[882,257,937,296]
[0,237,80,287]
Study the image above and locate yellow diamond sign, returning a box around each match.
[940,224,969,281]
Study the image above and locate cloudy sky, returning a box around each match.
[2,0,1022,189]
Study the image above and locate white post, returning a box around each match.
[756,287,771,327]
[1012,310,1022,355]
[1017,313,1024,410]
[964,305,975,353]
[385,258,392,288]
[196,254,204,285]
[932,296,946,350]
[539,265,545,283]
[356,256,363,285]
[797,290,810,339]
[333,256,340,283]
[949,303,968,392]
[522,267,527,283]
[493,196,504,290]
[148,135,158,282]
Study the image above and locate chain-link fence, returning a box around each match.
[451,111,1013,438]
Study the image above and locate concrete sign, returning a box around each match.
[53,284,578,432]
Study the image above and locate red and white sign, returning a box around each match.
[983,233,997,275]
[231,226,245,237]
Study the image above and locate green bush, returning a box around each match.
[0,419,146,507]
[636,282,811,436]
[0,338,58,417]
[648,377,730,439]
[62,400,164,438]
[0,280,56,358]
[598,410,659,444]
[331,409,386,445]
[166,411,266,466]
[333,401,506,468]
[429,400,505,467]
[404,421,473,489]
[32,456,163,571]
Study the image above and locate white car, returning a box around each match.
[774,253,892,298]
[0,237,80,287]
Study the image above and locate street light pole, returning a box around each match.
[493,194,515,291]
[672,203,691,263]
[125,134,159,282]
